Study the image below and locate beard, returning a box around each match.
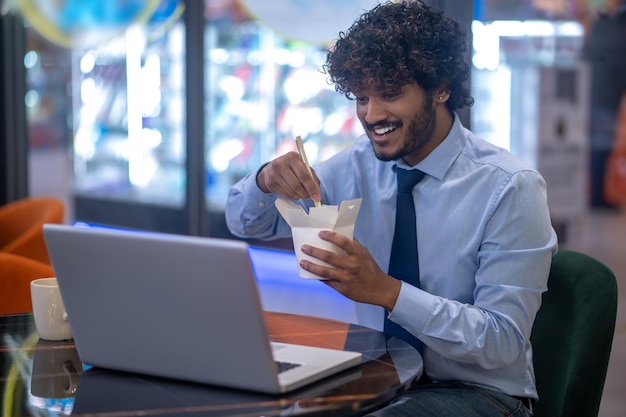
[367,94,437,162]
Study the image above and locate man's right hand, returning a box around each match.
[256,151,321,204]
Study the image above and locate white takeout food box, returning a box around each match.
[275,198,362,279]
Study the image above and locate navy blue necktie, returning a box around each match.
[384,168,425,352]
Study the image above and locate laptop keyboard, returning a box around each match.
[276,360,301,373]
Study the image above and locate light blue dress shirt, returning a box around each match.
[226,115,558,400]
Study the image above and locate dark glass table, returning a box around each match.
[1,311,422,416]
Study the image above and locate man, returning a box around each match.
[226,1,557,416]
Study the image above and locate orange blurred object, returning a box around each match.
[0,252,55,315]
[0,197,64,265]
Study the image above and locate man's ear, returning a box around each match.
[435,90,450,102]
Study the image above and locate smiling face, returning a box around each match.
[355,82,452,166]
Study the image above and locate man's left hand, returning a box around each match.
[299,231,401,311]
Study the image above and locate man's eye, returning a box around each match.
[356,97,368,103]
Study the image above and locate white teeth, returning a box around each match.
[374,125,395,135]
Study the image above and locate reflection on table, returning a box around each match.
[1,312,422,416]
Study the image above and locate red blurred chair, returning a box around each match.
[0,252,55,315]
[0,197,64,265]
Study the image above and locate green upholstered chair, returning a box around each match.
[530,249,618,417]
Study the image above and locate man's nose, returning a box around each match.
[364,99,387,125]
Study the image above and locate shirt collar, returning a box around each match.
[394,113,465,181]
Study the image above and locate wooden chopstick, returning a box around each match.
[295,136,321,207]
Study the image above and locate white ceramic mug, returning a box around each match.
[30,277,73,341]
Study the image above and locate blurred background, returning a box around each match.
[1,0,623,243]
[0,0,624,415]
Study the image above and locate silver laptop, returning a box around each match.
[43,224,362,394]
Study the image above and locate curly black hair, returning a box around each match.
[324,0,473,111]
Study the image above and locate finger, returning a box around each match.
[301,243,346,267]
[276,152,320,202]
[317,231,354,254]
[263,174,300,200]
[301,168,321,204]
[262,158,309,200]
[298,258,338,280]
[274,153,320,201]
[291,159,321,203]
